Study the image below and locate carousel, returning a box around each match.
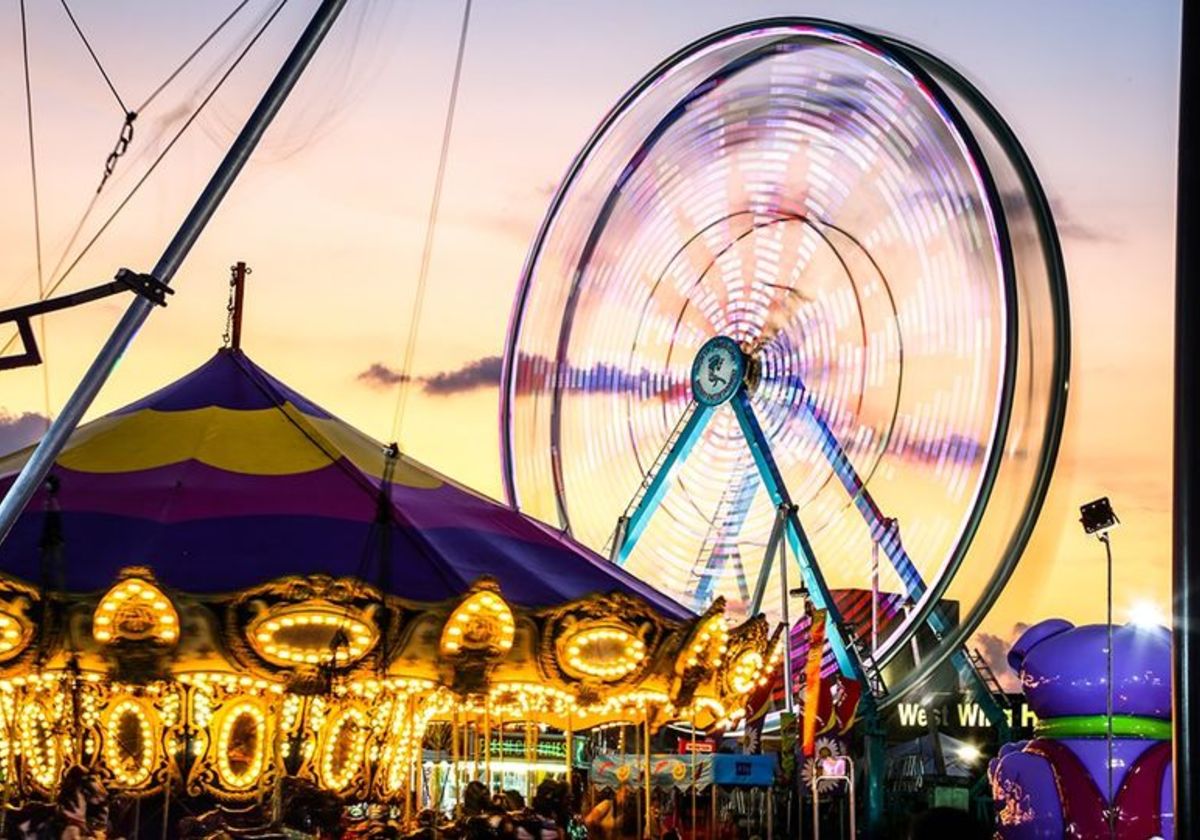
[0,344,782,834]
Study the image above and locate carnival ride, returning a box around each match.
[502,16,1068,825]
[0,4,1071,838]
[0,339,782,822]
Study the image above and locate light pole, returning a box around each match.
[776,535,803,838]
[1080,497,1119,840]
[789,584,814,837]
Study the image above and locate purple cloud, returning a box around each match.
[356,356,503,396]
[423,356,503,395]
[357,363,413,388]
[972,622,1031,693]
[0,411,48,456]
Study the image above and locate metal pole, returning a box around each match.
[690,719,697,840]
[871,537,879,655]
[1103,531,1115,839]
[1175,2,1199,835]
[644,710,653,839]
[0,0,349,545]
[230,261,247,350]
[160,767,172,840]
[780,528,794,717]
[778,528,805,839]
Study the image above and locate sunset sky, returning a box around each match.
[0,1,1182,684]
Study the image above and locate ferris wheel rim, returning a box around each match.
[503,17,1020,659]
[500,17,1068,678]
[870,37,1070,708]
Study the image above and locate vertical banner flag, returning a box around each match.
[779,711,798,785]
[801,609,827,758]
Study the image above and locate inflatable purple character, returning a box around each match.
[989,618,1173,838]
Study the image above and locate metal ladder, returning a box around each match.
[686,464,758,607]
[967,647,1013,710]
[605,401,698,560]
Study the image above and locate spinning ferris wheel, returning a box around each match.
[501,19,1068,702]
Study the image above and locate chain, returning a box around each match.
[222,265,237,348]
[96,111,137,194]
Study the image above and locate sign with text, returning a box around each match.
[889,693,1037,739]
[677,737,716,754]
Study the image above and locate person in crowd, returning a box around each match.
[460,781,491,821]
[531,779,568,840]
[582,789,617,840]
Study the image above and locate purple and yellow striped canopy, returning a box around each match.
[0,350,689,618]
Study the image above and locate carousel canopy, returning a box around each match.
[0,348,687,618]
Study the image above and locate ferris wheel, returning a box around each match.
[501,19,1068,703]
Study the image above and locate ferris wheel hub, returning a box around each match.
[690,336,754,406]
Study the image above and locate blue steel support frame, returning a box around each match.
[796,394,1010,738]
[730,392,870,684]
[689,464,759,605]
[613,392,869,684]
[608,381,1010,832]
[612,390,886,833]
[616,404,714,566]
[730,391,886,833]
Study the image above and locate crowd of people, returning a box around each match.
[391,779,586,840]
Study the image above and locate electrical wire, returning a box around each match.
[0,0,292,359]
[19,0,51,426]
[390,0,473,444]
[133,0,256,115]
[57,0,129,116]
[37,1,261,291]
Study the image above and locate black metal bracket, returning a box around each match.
[0,269,172,371]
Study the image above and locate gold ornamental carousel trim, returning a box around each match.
[20,699,63,792]
[0,562,785,805]
[438,581,515,656]
[317,705,369,793]
[720,614,772,696]
[537,590,671,688]
[226,574,385,675]
[92,570,179,646]
[213,697,269,791]
[101,697,158,788]
[0,575,37,666]
[0,607,31,663]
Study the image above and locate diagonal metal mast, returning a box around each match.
[0,0,350,546]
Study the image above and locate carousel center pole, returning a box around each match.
[0,0,350,545]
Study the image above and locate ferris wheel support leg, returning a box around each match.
[779,510,886,837]
[732,393,863,680]
[794,397,1013,738]
[731,391,888,833]
[614,403,715,566]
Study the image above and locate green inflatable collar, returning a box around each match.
[1034,714,1172,741]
